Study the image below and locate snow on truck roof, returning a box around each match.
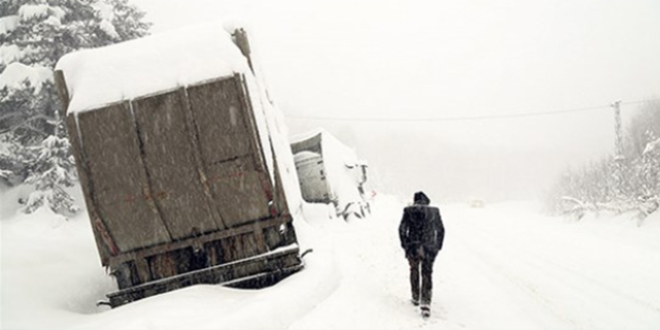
[290,128,367,167]
[55,23,251,114]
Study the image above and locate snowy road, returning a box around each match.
[289,199,660,330]
[2,195,660,329]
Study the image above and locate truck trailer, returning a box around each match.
[54,25,303,307]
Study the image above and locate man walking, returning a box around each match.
[399,191,445,318]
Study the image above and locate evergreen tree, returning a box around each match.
[22,135,78,214]
[0,0,150,215]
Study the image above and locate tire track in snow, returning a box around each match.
[458,232,585,329]
[454,207,660,329]
[471,222,660,318]
[521,243,660,316]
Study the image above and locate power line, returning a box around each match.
[285,98,659,123]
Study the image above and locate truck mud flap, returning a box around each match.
[107,245,302,308]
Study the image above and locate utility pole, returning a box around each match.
[611,100,624,198]
[612,100,624,160]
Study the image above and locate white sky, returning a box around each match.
[132,0,660,202]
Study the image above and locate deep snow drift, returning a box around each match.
[2,188,660,329]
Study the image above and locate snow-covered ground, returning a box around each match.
[2,189,660,330]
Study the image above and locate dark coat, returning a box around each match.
[399,204,445,258]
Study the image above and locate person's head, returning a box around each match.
[413,191,430,205]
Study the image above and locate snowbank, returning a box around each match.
[0,187,339,330]
[56,23,251,113]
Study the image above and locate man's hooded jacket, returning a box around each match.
[399,192,445,257]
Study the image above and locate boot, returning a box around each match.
[421,304,430,319]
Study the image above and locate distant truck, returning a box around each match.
[54,25,303,307]
[291,129,371,220]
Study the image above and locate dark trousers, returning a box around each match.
[407,247,437,306]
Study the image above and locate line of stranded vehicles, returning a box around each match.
[55,23,372,307]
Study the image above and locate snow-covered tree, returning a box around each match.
[1,0,151,142]
[548,101,660,221]
[0,0,150,215]
[625,100,660,159]
[637,133,660,213]
[0,132,37,186]
[22,135,78,214]
[625,101,660,206]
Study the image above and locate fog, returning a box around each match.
[134,0,660,202]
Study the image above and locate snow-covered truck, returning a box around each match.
[291,129,371,220]
[54,24,303,307]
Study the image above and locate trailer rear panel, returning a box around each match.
[62,73,302,307]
